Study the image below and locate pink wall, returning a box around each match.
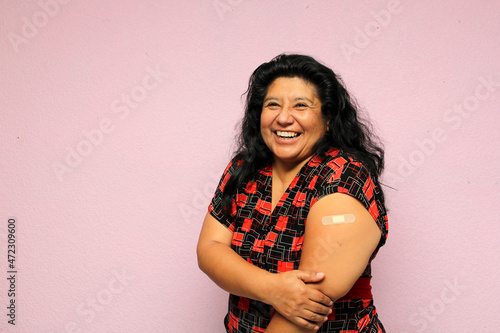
[1,1,499,332]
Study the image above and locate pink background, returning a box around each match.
[1,1,499,332]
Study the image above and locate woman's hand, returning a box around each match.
[267,270,333,330]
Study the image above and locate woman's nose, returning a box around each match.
[276,106,293,126]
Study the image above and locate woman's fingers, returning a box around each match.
[295,270,333,307]
[308,288,333,308]
[304,301,332,324]
[306,301,332,316]
[308,310,330,323]
[295,270,326,283]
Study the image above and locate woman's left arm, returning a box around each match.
[266,192,381,332]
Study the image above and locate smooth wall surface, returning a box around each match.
[1,1,499,332]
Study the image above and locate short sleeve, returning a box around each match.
[208,158,240,231]
[314,157,388,245]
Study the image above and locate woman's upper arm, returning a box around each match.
[298,192,381,300]
[197,212,232,252]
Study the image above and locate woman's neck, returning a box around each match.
[274,154,312,175]
[272,158,310,189]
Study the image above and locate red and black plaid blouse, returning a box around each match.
[209,148,388,332]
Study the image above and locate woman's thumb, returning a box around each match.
[297,271,325,283]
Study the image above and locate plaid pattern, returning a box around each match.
[209,148,388,332]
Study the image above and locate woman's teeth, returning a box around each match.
[276,131,299,139]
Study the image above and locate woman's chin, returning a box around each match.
[272,151,313,167]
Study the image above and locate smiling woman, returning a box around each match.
[197,54,388,333]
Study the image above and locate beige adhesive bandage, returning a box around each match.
[321,214,356,225]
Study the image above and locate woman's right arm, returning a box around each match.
[197,212,333,330]
[197,212,275,302]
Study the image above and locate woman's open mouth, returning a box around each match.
[275,131,301,140]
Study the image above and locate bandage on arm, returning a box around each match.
[321,214,355,225]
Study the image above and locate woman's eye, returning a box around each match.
[266,102,279,108]
[295,103,308,108]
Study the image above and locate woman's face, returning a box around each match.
[260,77,327,167]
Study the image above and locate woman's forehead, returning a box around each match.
[265,77,319,98]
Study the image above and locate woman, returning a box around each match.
[197,54,388,332]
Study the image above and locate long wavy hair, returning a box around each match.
[221,54,385,217]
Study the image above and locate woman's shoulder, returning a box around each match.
[314,148,368,176]
[313,148,388,233]
[218,153,246,176]
[224,153,272,177]
[309,148,385,201]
